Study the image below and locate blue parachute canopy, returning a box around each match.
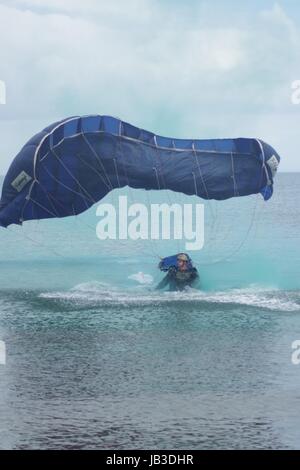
[0,115,280,228]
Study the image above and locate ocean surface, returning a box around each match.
[0,173,300,449]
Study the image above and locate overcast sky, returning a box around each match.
[0,0,300,172]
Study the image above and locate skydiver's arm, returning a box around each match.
[155,273,170,290]
[155,267,176,290]
[190,268,200,286]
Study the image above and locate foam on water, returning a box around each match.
[128,272,154,285]
[39,281,300,312]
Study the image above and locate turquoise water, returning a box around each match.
[0,173,300,449]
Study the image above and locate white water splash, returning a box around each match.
[128,272,153,285]
[39,282,300,312]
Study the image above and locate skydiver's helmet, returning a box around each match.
[177,253,189,262]
[159,253,193,272]
[177,253,193,270]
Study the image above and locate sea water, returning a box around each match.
[0,173,299,449]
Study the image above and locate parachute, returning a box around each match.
[0,115,280,228]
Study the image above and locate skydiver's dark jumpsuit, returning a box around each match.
[156,266,199,291]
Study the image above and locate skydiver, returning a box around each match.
[156,253,199,291]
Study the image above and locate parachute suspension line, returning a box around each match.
[219,193,259,264]
[41,164,94,206]
[118,139,135,204]
[192,145,217,220]
[36,181,60,218]
[112,140,160,260]
[143,190,164,260]
[116,136,160,262]
[110,157,129,249]
[19,179,36,224]
[6,227,67,259]
[154,143,182,253]
[149,165,177,259]
[27,196,60,219]
[120,159,161,260]
[77,184,91,211]
[40,151,50,163]
[19,189,70,255]
[192,145,209,199]
[154,147,181,253]
[116,140,146,254]
[192,145,219,253]
[105,137,124,219]
[200,193,260,266]
[192,172,198,196]
[153,167,161,190]
[208,152,244,260]
[40,166,98,236]
[41,185,67,213]
[154,148,178,208]
[70,204,98,245]
[38,173,90,217]
[27,149,94,231]
[113,138,132,217]
[230,152,240,197]
[113,158,121,189]
[256,139,271,187]
[80,132,113,191]
[259,167,269,200]
[190,170,217,254]
[78,134,113,211]
[49,146,97,205]
[111,146,142,253]
[76,153,111,191]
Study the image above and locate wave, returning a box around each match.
[39,281,300,312]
